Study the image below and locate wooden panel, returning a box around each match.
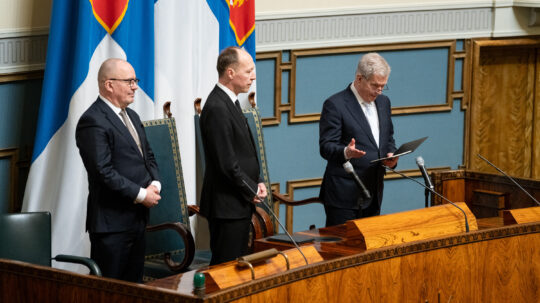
[534,49,540,179]
[469,43,536,178]
[231,231,540,303]
[343,203,477,250]
[442,178,465,203]
[207,246,322,290]
[471,189,506,218]
[432,170,540,210]
[504,206,540,225]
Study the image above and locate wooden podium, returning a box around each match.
[340,202,477,250]
[2,203,538,303]
[431,169,540,217]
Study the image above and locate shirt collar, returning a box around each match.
[99,95,123,115]
[217,82,238,104]
[350,83,373,107]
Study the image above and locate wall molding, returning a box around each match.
[0,34,48,74]
[256,7,493,52]
[257,40,467,125]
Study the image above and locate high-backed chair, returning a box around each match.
[0,212,101,276]
[194,94,321,239]
[142,110,210,280]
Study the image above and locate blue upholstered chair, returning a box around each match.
[142,114,210,280]
[0,212,101,276]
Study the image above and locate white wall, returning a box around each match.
[0,0,51,35]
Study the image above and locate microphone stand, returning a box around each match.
[242,180,309,265]
[382,165,470,232]
[477,154,540,206]
[424,188,430,208]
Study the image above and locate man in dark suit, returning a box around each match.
[319,52,398,227]
[76,58,161,282]
[200,47,268,265]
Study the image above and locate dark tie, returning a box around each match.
[234,100,243,113]
[119,109,143,155]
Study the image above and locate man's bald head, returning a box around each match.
[97,58,138,108]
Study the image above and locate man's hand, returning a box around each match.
[382,152,398,168]
[252,182,268,204]
[345,138,366,159]
[141,185,161,208]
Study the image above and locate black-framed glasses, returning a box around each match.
[108,78,140,87]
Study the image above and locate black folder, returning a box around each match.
[370,136,428,163]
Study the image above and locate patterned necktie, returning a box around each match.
[119,109,143,155]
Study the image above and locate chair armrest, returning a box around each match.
[272,191,322,206]
[254,206,274,237]
[188,205,201,217]
[53,254,102,276]
[146,222,195,272]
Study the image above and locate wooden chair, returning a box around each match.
[0,212,101,276]
[194,94,321,241]
[142,107,210,280]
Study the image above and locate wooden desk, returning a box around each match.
[2,219,538,302]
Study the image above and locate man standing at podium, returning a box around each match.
[200,47,268,265]
[319,52,398,227]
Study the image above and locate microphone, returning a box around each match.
[241,179,309,265]
[382,164,470,232]
[416,156,434,208]
[343,161,371,200]
[477,154,540,206]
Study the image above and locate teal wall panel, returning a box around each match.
[0,79,42,212]
[295,48,450,116]
[255,59,275,117]
[0,80,42,148]
[0,159,10,213]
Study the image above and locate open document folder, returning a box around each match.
[370,136,428,163]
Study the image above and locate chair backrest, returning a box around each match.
[194,100,276,229]
[242,107,274,209]
[0,212,52,266]
[142,118,190,258]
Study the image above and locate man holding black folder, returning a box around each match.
[319,52,398,227]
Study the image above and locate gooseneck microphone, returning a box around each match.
[242,179,309,265]
[382,164,470,232]
[416,156,434,208]
[477,154,540,206]
[343,161,371,200]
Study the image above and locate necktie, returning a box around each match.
[234,100,243,113]
[364,102,379,147]
[119,109,143,155]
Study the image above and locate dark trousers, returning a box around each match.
[89,225,146,283]
[324,199,381,227]
[208,217,251,265]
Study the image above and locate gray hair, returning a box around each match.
[355,52,391,80]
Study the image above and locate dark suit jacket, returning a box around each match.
[199,85,261,219]
[76,97,159,233]
[319,84,396,210]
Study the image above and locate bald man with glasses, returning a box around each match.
[76,58,161,282]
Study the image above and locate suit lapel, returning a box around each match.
[343,86,378,148]
[215,87,258,156]
[374,96,386,151]
[97,99,144,158]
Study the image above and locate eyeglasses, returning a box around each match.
[108,78,140,87]
[369,83,389,92]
